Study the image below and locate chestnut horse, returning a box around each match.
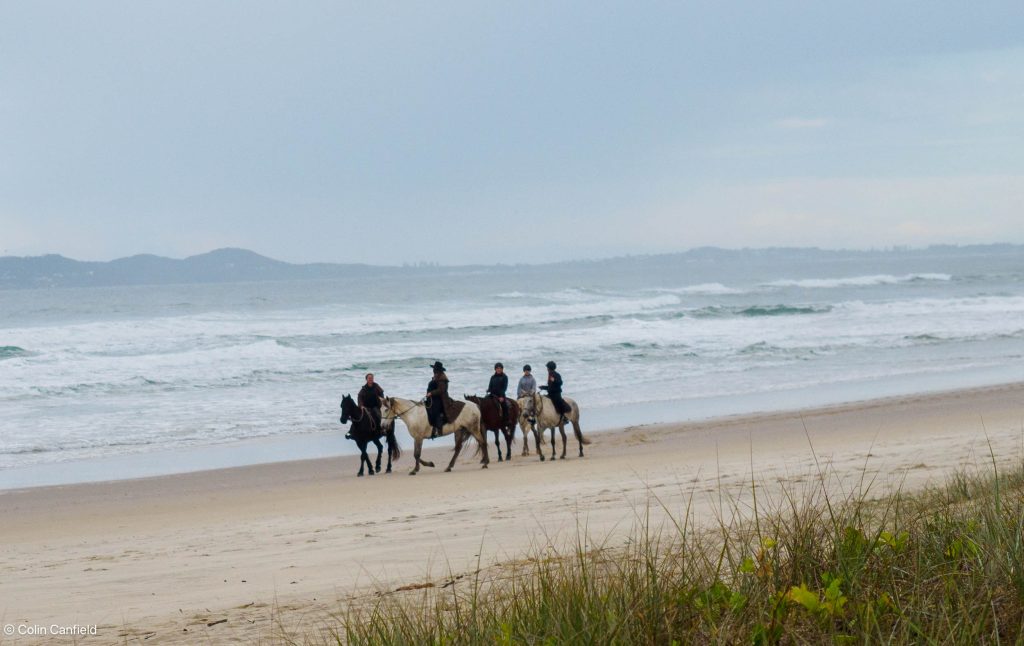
[464,394,520,462]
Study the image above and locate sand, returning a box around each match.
[2,382,1023,644]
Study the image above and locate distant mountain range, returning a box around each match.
[1,244,1021,289]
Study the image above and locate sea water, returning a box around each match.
[1,248,1022,486]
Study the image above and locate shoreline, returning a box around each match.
[2,381,1023,644]
[4,367,1020,491]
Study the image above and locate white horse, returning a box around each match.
[382,396,489,475]
[517,394,589,461]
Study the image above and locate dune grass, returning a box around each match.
[296,454,1024,645]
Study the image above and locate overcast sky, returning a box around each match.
[2,2,1023,264]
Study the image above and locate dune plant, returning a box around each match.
[288,456,1024,645]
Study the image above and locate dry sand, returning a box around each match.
[2,383,1023,644]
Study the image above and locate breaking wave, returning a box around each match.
[764,273,953,289]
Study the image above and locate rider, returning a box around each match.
[487,362,509,421]
[517,364,537,422]
[539,360,571,425]
[425,361,450,439]
[357,373,385,431]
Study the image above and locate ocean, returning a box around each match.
[2,247,1022,487]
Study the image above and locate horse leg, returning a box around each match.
[366,442,377,475]
[559,423,568,460]
[446,430,465,472]
[411,437,423,475]
[573,419,585,457]
[521,424,531,457]
[503,426,513,462]
[357,441,368,477]
[477,426,490,469]
[372,437,383,473]
[550,427,557,461]
[535,424,545,461]
[493,429,503,462]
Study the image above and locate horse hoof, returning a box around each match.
[445,467,452,472]
[481,464,488,469]
[539,456,545,462]
[368,470,375,475]
[560,456,566,460]
[386,468,392,473]
[497,456,503,462]
[357,472,364,477]
[409,471,417,476]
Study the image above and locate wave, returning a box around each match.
[646,283,746,296]
[687,304,832,318]
[763,273,953,289]
[0,345,31,360]
[738,305,832,317]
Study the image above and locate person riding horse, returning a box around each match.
[426,361,464,439]
[517,364,537,422]
[539,360,571,425]
[487,362,510,422]
[357,373,385,431]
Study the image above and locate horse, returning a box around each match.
[340,394,401,476]
[464,394,521,462]
[517,393,589,461]
[381,396,489,475]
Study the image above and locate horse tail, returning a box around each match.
[386,422,402,461]
[572,403,590,445]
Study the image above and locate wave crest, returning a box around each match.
[764,273,952,289]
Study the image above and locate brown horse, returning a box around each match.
[464,394,520,462]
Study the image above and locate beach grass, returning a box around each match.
[289,453,1024,645]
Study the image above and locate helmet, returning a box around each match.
[545,361,556,370]
[522,364,531,372]
[494,362,503,369]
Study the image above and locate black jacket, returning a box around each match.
[358,383,384,409]
[543,370,563,395]
[487,373,508,398]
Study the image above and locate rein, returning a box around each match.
[386,399,422,419]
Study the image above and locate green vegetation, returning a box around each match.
[302,459,1024,645]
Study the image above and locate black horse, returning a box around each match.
[340,394,400,476]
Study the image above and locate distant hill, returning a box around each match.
[0,248,384,289]
[1,244,1021,289]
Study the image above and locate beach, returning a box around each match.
[2,382,1022,644]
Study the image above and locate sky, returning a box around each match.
[2,2,1023,265]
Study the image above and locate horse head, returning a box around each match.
[340,394,355,424]
[464,394,481,404]
[381,396,395,425]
